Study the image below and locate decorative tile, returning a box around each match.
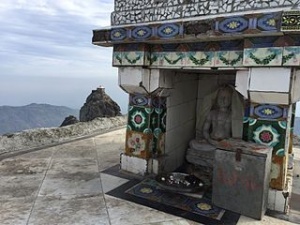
[112,51,123,66]
[156,23,182,39]
[184,51,215,67]
[111,28,127,41]
[125,130,152,158]
[247,119,286,153]
[243,47,283,66]
[282,46,300,66]
[270,155,285,190]
[214,51,243,67]
[161,52,185,67]
[127,106,151,133]
[131,26,153,40]
[281,11,300,32]
[217,17,249,33]
[129,94,151,107]
[257,13,279,31]
[250,104,288,120]
[151,96,167,109]
[122,52,145,65]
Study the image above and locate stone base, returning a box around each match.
[120,153,166,176]
[186,148,215,168]
[268,178,292,213]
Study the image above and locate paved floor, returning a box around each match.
[0,128,299,225]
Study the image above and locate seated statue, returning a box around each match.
[186,85,243,168]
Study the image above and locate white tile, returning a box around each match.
[250,91,289,105]
[249,68,291,92]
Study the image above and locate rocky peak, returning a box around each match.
[79,86,122,122]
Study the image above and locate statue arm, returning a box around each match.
[203,113,218,146]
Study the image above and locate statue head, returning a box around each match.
[216,86,232,109]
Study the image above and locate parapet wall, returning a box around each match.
[111,0,296,25]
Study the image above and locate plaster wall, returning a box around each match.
[164,72,198,172]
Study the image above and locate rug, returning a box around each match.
[106,178,240,225]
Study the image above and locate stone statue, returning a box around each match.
[186,85,243,168]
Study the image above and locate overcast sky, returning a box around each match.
[0,0,129,113]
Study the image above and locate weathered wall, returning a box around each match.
[164,72,198,171]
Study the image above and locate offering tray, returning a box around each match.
[155,172,204,193]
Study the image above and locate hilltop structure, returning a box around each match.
[92,0,300,220]
[80,86,121,122]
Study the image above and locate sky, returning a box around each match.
[0,0,129,113]
[0,1,299,117]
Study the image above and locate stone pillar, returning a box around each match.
[118,67,172,175]
[125,94,166,159]
[246,103,290,190]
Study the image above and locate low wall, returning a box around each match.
[0,116,127,156]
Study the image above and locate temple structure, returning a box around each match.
[92,0,300,215]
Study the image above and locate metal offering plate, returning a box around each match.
[155,172,204,193]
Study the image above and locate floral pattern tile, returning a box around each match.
[243,47,283,66]
[161,52,185,67]
[184,51,215,67]
[125,131,152,158]
[112,51,123,66]
[122,52,145,66]
[250,104,288,121]
[282,46,300,66]
[247,119,286,153]
[127,106,151,133]
[215,51,243,67]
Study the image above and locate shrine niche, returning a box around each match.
[92,0,300,219]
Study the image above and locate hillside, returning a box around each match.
[0,103,79,135]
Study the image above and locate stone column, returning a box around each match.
[118,67,172,175]
[125,94,166,159]
[245,103,290,190]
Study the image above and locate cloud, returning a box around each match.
[0,0,114,77]
[0,0,129,111]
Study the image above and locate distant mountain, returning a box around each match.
[0,103,79,135]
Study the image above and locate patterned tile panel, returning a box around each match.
[281,11,300,32]
[125,130,153,159]
[217,16,249,33]
[243,47,283,66]
[127,106,151,133]
[250,104,289,121]
[247,119,286,154]
[215,51,243,67]
[282,46,300,66]
[129,94,151,107]
[184,52,215,67]
[256,13,280,32]
[94,12,282,44]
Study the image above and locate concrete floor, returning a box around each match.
[0,128,299,225]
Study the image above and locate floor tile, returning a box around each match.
[0,197,34,225]
[28,195,109,225]
[100,173,128,193]
[39,172,102,196]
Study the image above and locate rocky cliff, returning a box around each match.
[80,86,122,122]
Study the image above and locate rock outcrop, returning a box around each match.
[60,115,79,127]
[80,86,121,122]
